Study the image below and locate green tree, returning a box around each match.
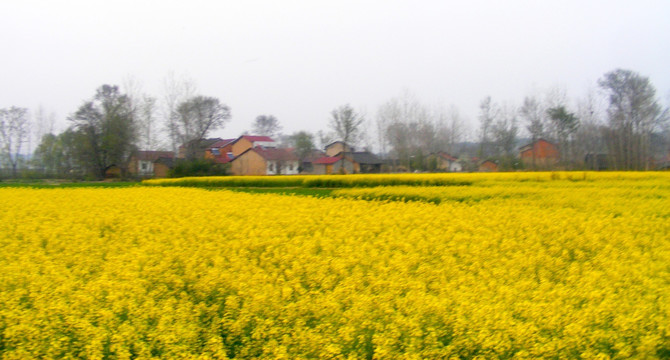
[288,131,315,172]
[547,106,579,166]
[69,85,137,179]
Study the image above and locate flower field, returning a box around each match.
[1,172,669,359]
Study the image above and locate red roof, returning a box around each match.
[241,135,274,142]
[313,156,341,165]
[209,139,235,148]
[437,152,458,162]
[135,151,174,161]
[213,155,233,164]
[252,147,298,161]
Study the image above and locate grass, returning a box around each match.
[0,181,140,188]
[223,187,335,198]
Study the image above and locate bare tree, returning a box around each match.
[329,104,364,147]
[598,69,664,170]
[0,107,30,178]
[176,96,231,159]
[162,72,197,153]
[491,104,519,160]
[123,76,161,151]
[435,105,467,155]
[519,96,545,169]
[478,96,498,159]
[329,104,364,172]
[575,88,606,168]
[251,115,282,138]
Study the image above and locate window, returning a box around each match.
[211,148,220,156]
[269,163,274,172]
[141,162,148,170]
[289,163,293,171]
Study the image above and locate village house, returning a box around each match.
[519,138,559,169]
[324,141,354,157]
[478,159,498,172]
[177,138,223,159]
[128,150,175,178]
[230,147,299,175]
[311,151,382,174]
[204,138,236,164]
[312,156,355,174]
[229,135,276,157]
[428,152,463,172]
[315,142,383,174]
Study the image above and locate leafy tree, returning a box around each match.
[0,106,30,178]
[69,85,137,179]
[288,131,315,165]
[176,96,231,160]
[252,115,281,138]
[547,106,579,165]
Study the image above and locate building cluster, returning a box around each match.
[122,136,569,178]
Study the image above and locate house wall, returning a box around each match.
[325,142,351,157]
[231,150,267,175]
[205,143,234,161]
[154,163,171,178]
[312,164,327,175]
[479,162,498,172]
[232,138,253,157]
[449,162,463,172]
[520,140,559,168]
[332,158,357,174]
[266,160,300,175]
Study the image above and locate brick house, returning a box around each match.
[229,135,276,157]
[128,151,175,178]
[478,159,498,172]
[230,147,299,175]
[519,139,559,169]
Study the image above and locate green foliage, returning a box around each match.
[69,85,137,179]
[169,159,230,178]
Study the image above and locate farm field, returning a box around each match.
[1,172,669,359]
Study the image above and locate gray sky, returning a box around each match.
[2,0,669,146]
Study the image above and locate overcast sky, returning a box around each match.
[2,0,669,147]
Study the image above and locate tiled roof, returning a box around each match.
[436,152,458,162]
[136,151,175,162]
[313,156,341,165]
[349,152,382,165]
[209,139,235,148]
[253,147,298,161]
[242,135,274,142]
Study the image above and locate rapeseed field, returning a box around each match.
[1,172,669,359]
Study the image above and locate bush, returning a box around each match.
[169,159,230,178]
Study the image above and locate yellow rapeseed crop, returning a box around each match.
[1,173,669,359]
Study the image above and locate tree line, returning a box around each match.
[1,68,668,179]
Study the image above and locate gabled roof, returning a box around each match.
[240,135,275,143]
[325,141,353,150]
[519,138,556,152]
[235,147,298,162]
[435,152,458,162]
[349,151,382,165]
[135,151,175,162]
[209,139,236,148]
[313,156,341,165]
